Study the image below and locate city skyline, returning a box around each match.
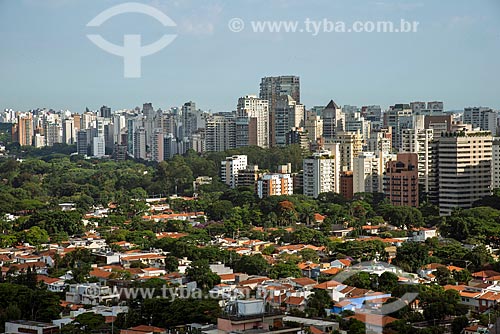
[1,0,500,112]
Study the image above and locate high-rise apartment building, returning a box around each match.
[410,102,426,114]
[493,138,500,190]
[220,155,248,189]
[344,111,370,141]
[431,130,493,216]
[182,101,206,139]
[353,152,385,194]
[463,107,497,136]
[401,128,433,193]
[334,131,363,172]
[322,100,343,141]
[62,118,75,144]
[259,76,300,147]
[286,127,309,150]
[17,113,33,146]
[205,113,236,152]
[303,149,340,198]
[45,121,62,147]
[151,129,165,162]
[383,153,419,207]
[340,171,354,200]
[305,111,323,142]
[274,95,304,146]
[92,136,106,158]
[367,128,392,156]
[384,104,413,150]
[236,165,260,188]
[133,127,147,160]
[257,173,293,198]
[235,95,269,148]
[76,130,88,155]
[100,105,112,119]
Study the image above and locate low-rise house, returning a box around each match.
[65,283,120,305]
[332,300,356,314]
[298,262,321,279]
[418,263,464,281]
[36,275,66,293]
[140,267,166,277]
[5,320,59,334]
[16,254,42,264]
[0,254,13,267]
[9,261,48,275]
[331,259,352,269]
[209,283,234,297]
[289,277,317,290]
[120,252,167,268]
[286,296,306,311]
[94,250,121,265]
[411,227,438,242]
[464,324,490,334]
[112,241,137,249]
[124,325,167,334]
[330,225,354,238]
[238,276,270,290]
[89,268,114,283]
[282,316,339,333]
[348,313,397,334]
[473,270,500,283]
[210,263,233,275]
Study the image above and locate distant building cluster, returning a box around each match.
[2,75,500,215]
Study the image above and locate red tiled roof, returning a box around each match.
[129,325,166,333]
[287,296,305,305]
[89,269,113,279]
[349,313,397,326]
[36,275,61,284]
[291,277,317,287]
[313,280,341,290]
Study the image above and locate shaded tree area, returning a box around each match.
[0,283,62,331]
[116,296,221,329]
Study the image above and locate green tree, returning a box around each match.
[164,255,179,273]
[186,259,220,290]
[378,271,399,292]
[269,262,302,279]
[451,316,469,334]
[305,289,332,317]
[233,254,269,275]
[299,248,320,263]
[23,226,49,245]
[393,242,430,273]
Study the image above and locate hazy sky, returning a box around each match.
[1,0,499,112]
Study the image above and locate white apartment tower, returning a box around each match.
[305,110,323,142]
[401,128,434,193]
[333,131,363,172]
[62,118,75,144]
[236,95,269,148]
[353,152,385,194]
[384,104,413,150]
[303,149,340,198]
[463,107,498,136]
[433,130,493,216]
[205,113,236,152]
[220,155,248,189]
